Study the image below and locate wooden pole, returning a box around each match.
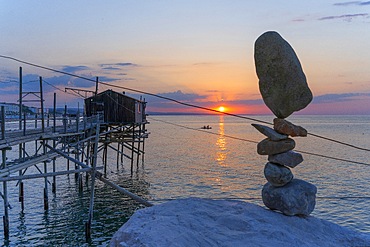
[81,113,86,165]
[18,67,24,211]
[136,124,141,168]
[2,147,9,239]
[53,93,56,133]
[35,113,39,155]
[130,124,135,174]
[64,105,67,134]
[95,77,99,96]
[1,106,9,239]
[75,106,82,190]
[19,67,22,131]
[76,103,80,132]
[39,77,45,133]
[103,142,108,176]
[35,113,38,128]
[85,121,100,241]
[52,93,56,193]
[41,78,49,208]
[43,140,49,210]
[121,135,124,165]
[1,106,4,140]
[116,142,120,169]
[142,123,146,164]
[64,105,70,171]
[85,124,92,183]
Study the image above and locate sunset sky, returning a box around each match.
[1,1,370,114]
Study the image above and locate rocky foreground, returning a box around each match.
[110,198,370,247]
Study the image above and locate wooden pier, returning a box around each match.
[0,67,151,241]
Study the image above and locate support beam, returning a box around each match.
[108,144,131,159]
[44,143,153,207]
[0,168,92,182]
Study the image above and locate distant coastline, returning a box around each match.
[146,112,369,116]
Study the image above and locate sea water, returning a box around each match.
[0,115,369,246]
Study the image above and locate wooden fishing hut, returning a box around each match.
[0,68,151,242]
[85,89,146,124]
[84,89,148,174]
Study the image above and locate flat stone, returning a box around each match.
[254,31,313,118]
[251,123,288,141]
[268,151,303,168]
[274,118,307,137]
[264,162,293,187]
[257,138,295,155]
[262,179,317,216]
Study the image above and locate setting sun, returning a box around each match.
[218,106,226,112]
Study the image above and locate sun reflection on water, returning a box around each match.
[216,116,228,166]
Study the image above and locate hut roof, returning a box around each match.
[85,89,144,103]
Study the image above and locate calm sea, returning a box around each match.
[1,115,370,246]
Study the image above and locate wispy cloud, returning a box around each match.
[318,13,368,21]
[312,93,370,103]
[115,62,138,67]
[334,1,362,6]
[61,65,89,73]
[292,18,306,22]
[102,66,121,71]
[100,62,138,69]
[334,1,370,6]
[99,62,138,72]
[97,76,120,82]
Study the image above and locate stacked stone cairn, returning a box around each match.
[253,31,317,216]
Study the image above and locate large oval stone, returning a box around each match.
[264,162,293,187]
[262,179,317,216]
[257,138,295,155]
[254,31,313,118]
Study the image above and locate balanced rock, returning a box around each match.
[274,118,307,137]
[254,31,313,118]
[268,150,303,168]
[262,179,317,216]
[257,138,295,155]
[251,123,288,141]
[264,162,293,187]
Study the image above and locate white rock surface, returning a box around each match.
[110,198,370,247]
